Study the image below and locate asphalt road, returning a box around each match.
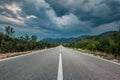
[0,46,120,80]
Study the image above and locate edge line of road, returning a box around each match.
[0,48,54,62]
[82,52,120,66]
[66,47,120,66]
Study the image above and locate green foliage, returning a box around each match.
[64,31,120,57]
[0,26,58,53]
[5,26,15,37]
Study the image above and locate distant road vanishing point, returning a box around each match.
[0,46,120,80]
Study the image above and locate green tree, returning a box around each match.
[5,26,15,37]
[31,35,37,41]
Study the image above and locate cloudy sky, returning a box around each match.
[0,0,120,40]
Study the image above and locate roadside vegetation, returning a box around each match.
[0,26,58,53]
[64,31,120,60]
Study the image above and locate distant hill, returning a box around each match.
[41,35,89,44]
[41,38,79,44]
[41,31,118,44]
[98,31,116,36]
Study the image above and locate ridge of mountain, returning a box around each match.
[41,31,118,44]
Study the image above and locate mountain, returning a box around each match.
[41,38,79,44]
[41,35,89,44]
[99,31,116,36]
[41,31,118,44]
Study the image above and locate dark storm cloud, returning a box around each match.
[0,0,120,39]
[0,0,58,31]
[45,0,120,27]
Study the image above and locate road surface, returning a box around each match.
[0,46,120,80]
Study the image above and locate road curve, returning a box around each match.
[0,46,120,80]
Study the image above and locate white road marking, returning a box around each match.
[60,48,61,53]
[57,50,63,80]
[83,52,120,66]
[64,48,120,66]
[65,47,120,66]
[77,51,120,66]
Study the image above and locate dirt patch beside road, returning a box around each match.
[0,50,40,59]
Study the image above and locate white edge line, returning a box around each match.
[62,48,120,66]
[0,48,53,62]
[71,48,120,66]
[65,47,120,66]
[57,50,63,80]
[82,52,120,66]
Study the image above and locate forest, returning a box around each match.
[64,31,120,58]
[0,26,58,53]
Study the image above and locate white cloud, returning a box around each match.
[0,3,25,24]
[0,5,4,9]
[25,0,81,29]
[26,15,37,19]
[36,0,49,7]
[4,3,22,14]
[26,0,49,10]
[0,15,25,24]
[55,14,79,27]
[46,7,80,29]
[7,17,24,24]
[92,21,120,34]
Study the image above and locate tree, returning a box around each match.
[86,40,97,53]
[31,35,37,41]
[0,26,58,53]
[5,26,15,37]
[25,34,29,41]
